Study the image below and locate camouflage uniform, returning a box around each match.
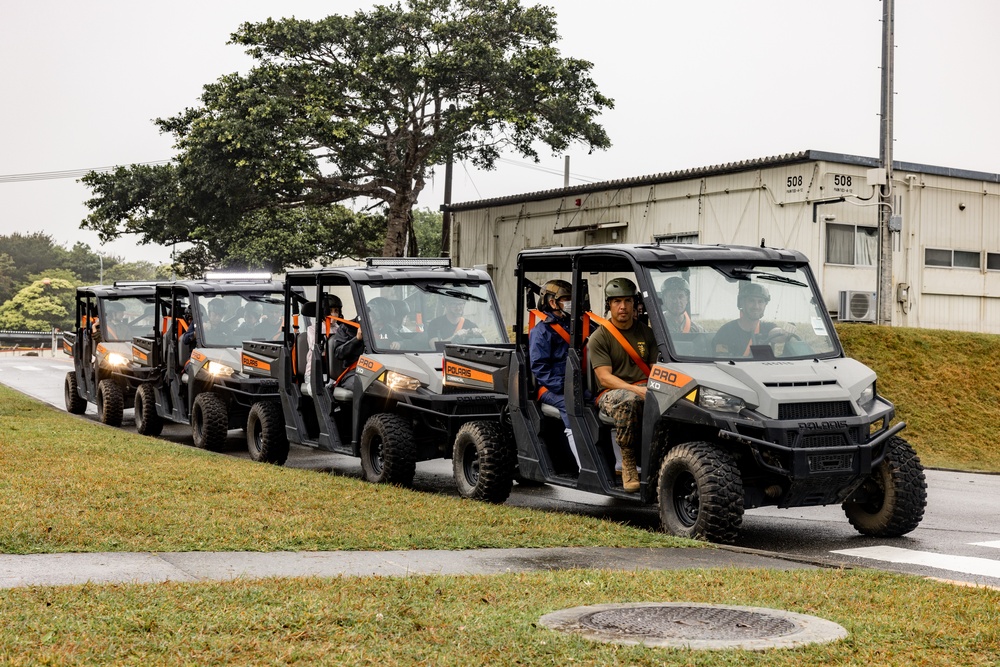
[598,389,643,464]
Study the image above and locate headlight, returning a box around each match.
[206,361,235,377]
[385,370,421,391]
[698,387,746,414]
[106,353,129,367]
[858,382,875,407]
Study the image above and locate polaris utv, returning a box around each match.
[241,258,515,500]
[63,283,158,425]
[445,243,927,544]
[131,273,285,448]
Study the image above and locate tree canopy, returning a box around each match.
[82,0,612,261]
[0,277,77,331]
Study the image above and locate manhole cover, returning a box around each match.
[539,602,847,650]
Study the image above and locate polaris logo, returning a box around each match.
[798,420,848,430]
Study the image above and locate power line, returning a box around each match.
[496,156,601,183]
[0,160,172,184]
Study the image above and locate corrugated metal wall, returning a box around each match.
[452,159,1000,334]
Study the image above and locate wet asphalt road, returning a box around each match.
[4,354,1000,588]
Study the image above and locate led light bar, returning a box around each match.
[366,257,452,268]
[203,271,273,281]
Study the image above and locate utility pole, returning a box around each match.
[877,0,895,325]
[440,154,453,257]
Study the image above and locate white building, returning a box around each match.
[446,150,1000,333]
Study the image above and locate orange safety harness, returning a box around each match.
[529,309,577,400]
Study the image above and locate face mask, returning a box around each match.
[559,299,572,315]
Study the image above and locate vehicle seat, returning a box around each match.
[327,335,353,402]
[294,331,308,384]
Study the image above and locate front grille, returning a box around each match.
[807,453,855,473]
[799,434,847,449]
[778,401,853,420]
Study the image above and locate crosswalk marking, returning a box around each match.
[971,540,1000,550]
[832,546,1000,579]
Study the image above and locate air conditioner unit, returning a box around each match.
[838,291,877,322]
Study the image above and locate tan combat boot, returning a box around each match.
[620,447,640,493]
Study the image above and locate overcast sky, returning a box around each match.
[2,0,998,265]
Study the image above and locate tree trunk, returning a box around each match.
[382,197,412,257]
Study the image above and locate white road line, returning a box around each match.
[832,546,1000,579]
[12,365,41,371]
[971,540,1000,550]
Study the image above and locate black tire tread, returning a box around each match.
[192,392,228,451]
[658,441,744,544]
[360,414,417,486]
[134,383,163,436]
[843,435,927,537]
[247,401,289,465]
[64,372,88,415]
[96,379,124,427]
[453,420,516,504]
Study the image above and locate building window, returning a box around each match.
[653,233,698,244]
[925,248,982,269]
[987,253,1000,271]
[826,224,877,266]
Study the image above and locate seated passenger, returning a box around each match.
[303,295,344,395]
[660,276,704,334]
[330,296,400,389]
[427,295,481,346]
[528,279,582,469]
[236,302,267,340]
[712,282,791,357]
[203,298,227,334]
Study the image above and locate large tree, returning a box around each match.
[82,0,612,259]
[0,276,78,331]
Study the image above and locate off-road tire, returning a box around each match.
[843,435,927,537]
[134,383,163,436]
[192,392,228,451]
[453,421,516,503]
[247,401,289,465]
[95,379,124,427]
[64,372,87,415]
[658,441,744,544]
[360,413,416,486]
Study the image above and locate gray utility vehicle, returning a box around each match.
[445,243,927,544]
[131,273,285,448]
[241,258,515,500]
[63,283,158,425]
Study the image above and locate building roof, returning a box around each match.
[445,149,1000,213]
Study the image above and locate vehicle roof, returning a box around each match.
[284,265,491,286]
[76,282,159,298]
[155,279,283,296]
[517,243,809,266]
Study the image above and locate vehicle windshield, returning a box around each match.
[192,292,284,347]
[100,296,156,342]
[359,281,507,353]
[648,264,839,361]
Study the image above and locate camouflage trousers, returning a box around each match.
[598,389,643,458]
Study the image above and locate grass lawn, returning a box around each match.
[837,324,1000,472]
[0,569,997,666]
[0,385,689,555]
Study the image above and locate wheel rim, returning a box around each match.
[369,436,384,475]
[462,443,480,486]
[672,471,700,527]
[251,419,263,456]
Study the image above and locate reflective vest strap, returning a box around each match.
[330,316,360,329]
[335,362,358,386]
[743,321,761,357]
[452,317,465,338]
[586,312,651,378]
[537,386,548,399]
[549,323,570,345]
[177,319,188,334]
[528,309,547,331]
[415,312,424,333]
[681,312,692,334]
